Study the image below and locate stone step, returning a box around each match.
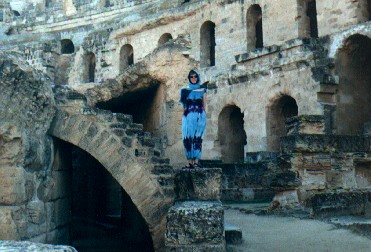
[156,174,174,187]
[153,165,173,175]
[162,186,175,197]
[152,156,170,165]
[225,224,243,244]
[109,123,128,130]
[328,216,371,238]
[114,113,133,124]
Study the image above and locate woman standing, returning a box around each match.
[180,70,207,168]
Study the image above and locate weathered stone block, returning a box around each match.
[166,201,224,246]
[291,153,331,171]
[174,168,221,201]
[286,115,325,135]
[0,241,77,251]
[0,166,26,204]
[310,191,370,217]
[302,171,326,190]
[225,224,242,244]
[0,206,27,240]
[166,244,225,252]
[273,190,300,207]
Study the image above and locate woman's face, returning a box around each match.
[190,74,198,84]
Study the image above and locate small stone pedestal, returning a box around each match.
[165,168,226,252]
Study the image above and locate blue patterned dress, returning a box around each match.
[180,78,207,160]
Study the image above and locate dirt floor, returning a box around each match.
[225,208,371,252]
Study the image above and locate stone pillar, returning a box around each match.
[165,168,226,252]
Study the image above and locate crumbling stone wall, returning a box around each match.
[0,52,61,243]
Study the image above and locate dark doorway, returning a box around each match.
[96,83,163,135]
[267,95,298,151]
[52,139,155,252]
[218,105,247,163]
[335,34,371,135]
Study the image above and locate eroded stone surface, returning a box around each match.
[0,240,77,252]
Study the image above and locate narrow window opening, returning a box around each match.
[61,39,75,54]
[247,5,263,50]
[307,0,318,38]
[158,33,173,46]
[200,21,216,68]
[120,44,134,74]
[83,52,96,83]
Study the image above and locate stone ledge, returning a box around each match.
[174,168,222,201]
[166,243,226,252]
[281,135,370,153]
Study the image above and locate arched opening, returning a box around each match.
[334,34,371,135]
[200,21,216,68]
[52,138,154,252]
[13,10,20,17]
[120,44,134,74]
[246,4,263,50]
[297,0,318,38]
[0,10,3,22]
[61,39,75,54]
[96,82,163,136]
[46,0,52,8]
[158,33,173,46]
[83,52,96,83]
[267,95,298,151]
[218,105,247,163]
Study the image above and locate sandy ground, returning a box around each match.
[225,209,371,252]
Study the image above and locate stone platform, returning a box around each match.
[0,241,77,251]
[166,168,226,251]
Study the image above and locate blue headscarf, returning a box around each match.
[180,70,204,107]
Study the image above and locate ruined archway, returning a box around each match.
[334,34,371,135]
[267,95,298,151]
[158,33,173,46]
[52,138,154,251]
[55,39,75,85]
[200,21,216,68]
[246,4,263,50]
[218,105,247,163]
[49,110,173,251]
[61,39,74,54]
[120,44,134,73]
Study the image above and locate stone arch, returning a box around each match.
[267,95,298,151]
[119,44,134,74]
[297,0,318,38]
[246,4,263,50]
[158,33,173,46]
[61,39,74,54]
[334,34,371,135]
[49,110,171,250]
[218,105,247,163]
[200,21,216,68]
[82,51,96,83]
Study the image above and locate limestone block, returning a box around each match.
[0,124,24,166]
[331,153,354,171]
[0,166,26,204]
[0,206,27,240]
[166,201,224,246]
[225,224,242,244]
[310,191,370,217]
[302,171,326,190]
[286,115,325,135]
[174,168,222,201]
[291,153,331,171]
[0,240,77,251]
[273,190,300,207]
